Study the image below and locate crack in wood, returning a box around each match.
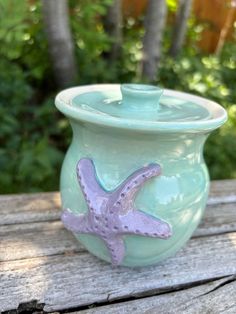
[195,275,236,298]
[193,229,236,239]
[1,275,236,313]
[1,181,236,313]
[0,218,60,227]
[55,276,236,313]
[0,249,81,264]
[2,300,44,314]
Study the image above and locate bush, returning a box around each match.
[0,59,70,193]
[157,44,236,179]
[0,0,235,193]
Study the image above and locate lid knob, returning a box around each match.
[120,84,163,117]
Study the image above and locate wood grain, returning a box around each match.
[195,202,236,237]
[0,193,235,263]
[0,221,83,262]
[0,179,236,312]
[77,276,236,314]
[0,192,60,225]
[0,180,235,226]
[1,231,236,312]
[208,179,236,203]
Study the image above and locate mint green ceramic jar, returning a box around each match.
[55,84,227,267]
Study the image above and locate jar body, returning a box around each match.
[60,121,209,267]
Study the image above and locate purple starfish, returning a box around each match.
[61,158,172,266]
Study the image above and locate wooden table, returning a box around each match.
[1,180,236,313]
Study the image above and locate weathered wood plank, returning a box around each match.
[76,276,236,314]
[209,179,236,199]
[0,221,83,262]
[0,232,236,312]
[195,202,236,236]
[171,279,236,314]
[0,180,236,312]
[0,192,60,225]
[0,180,236,226]
[0,201,235,262]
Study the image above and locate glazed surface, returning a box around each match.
[55,85,227,133]
[60,124,209,266]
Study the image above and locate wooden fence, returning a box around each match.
[122,0,236,53]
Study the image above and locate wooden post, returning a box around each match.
[42,0,77,88]
[103,0,123,62]
[215,0,236,56]
[169,0,193,57]
[141,0,167,81]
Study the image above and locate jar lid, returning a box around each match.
[55,84,227,133]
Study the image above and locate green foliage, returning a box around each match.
[0,0,236,193]
[0,0,28,59]
[70,0,119,83]
[157,44,236,179]
[0,0,51,80]
[0,59,69,193]
[0,0,67,193]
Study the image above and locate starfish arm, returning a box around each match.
[77,158,108,208]
[103,236,126,266]
[119,210,172,239]
[61,208,91,234]
[111,163,161,209]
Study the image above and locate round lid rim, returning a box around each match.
[55,84,227,133]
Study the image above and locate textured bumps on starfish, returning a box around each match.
[61,158,172,266]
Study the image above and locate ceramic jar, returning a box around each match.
[55,84,227,267]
